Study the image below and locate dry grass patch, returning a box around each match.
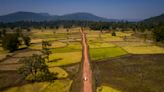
[89,42,116,48]
[30,41,67,50]
[49,67,68,78]
[4,79,72,92]
[51,42,67,48]
[97,86,121,92]
[123,46,164,54]
[112,41,150,47]
[47,52,81,66]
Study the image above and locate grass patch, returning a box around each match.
[31,31,55,39]
[123,46,164,54]
[47,52,81,66]
[104,36,123,42]
[49,67,68,78]
[112,41,148,47]
[89,42,116,48]
[30,41,67,50]
[90,47,127,60]
[0,47,8,58]
[31,38,56,44]
[4,79,72,92]
[51,42,81,53]
[51,42,67,48]
[97,86,120,92]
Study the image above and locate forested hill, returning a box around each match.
[143,14,164,24]
[0,11,117,23]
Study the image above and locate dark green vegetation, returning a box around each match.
[42,40,52,62]
[93,54,164,92]
[153,25,164,42]
[143,14,164,24]
[112,31,116,36]
[22,36,31,46]
[0,13,164,42]
[18,54,56,82]
[2,34,19,52]
[0,28,31,52]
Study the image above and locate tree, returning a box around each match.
[2,29,6,37]
[2,33,19,52]
[27,28,31,32]
[18,54,56,82]
[0,31,2,38]
[15,28,22,37]
[23,36,31,46]
[153,26,164,42]
[112,31,116,36]
[42,40,52,62]
[143,33,147,42]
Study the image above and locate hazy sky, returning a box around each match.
[0,0,163,20]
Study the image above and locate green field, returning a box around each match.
[47,52,81,66]
[4,79,72,92]
[90,47,127,60]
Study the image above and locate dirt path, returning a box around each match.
[80,28,93,92]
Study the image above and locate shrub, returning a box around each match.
[112,31,116,36]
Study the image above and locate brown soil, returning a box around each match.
[92,54,164,92]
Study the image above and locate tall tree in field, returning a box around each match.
[2,33,19,52]
[18,54,56,82]
[23,36,31,47]
[153,25,164,42]
[27,28,31,32]
[2,29,6,37]
[15,28,22,37]
[0,31,2,38]
[42,40,52,62]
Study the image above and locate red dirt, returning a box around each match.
[80,28,93,92]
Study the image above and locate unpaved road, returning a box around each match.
[80,28,93,92]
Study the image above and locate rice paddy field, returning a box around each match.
[0,27,164,92]
[0,28,82,92]
[86,29,164,92]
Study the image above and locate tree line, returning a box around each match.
[0,20,163,42]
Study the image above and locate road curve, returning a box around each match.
[80,28,93,92]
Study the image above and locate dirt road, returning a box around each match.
[80,28,93,92]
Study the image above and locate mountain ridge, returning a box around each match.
[0,11,117,22]
[142,14,164,23]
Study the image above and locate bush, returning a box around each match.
[25,71,56,82]
[111,31,116,36]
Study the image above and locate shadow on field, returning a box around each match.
[0,70,27,91]
[49,58,63,62]
[92,54,164,92]
[68,62,83,92]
